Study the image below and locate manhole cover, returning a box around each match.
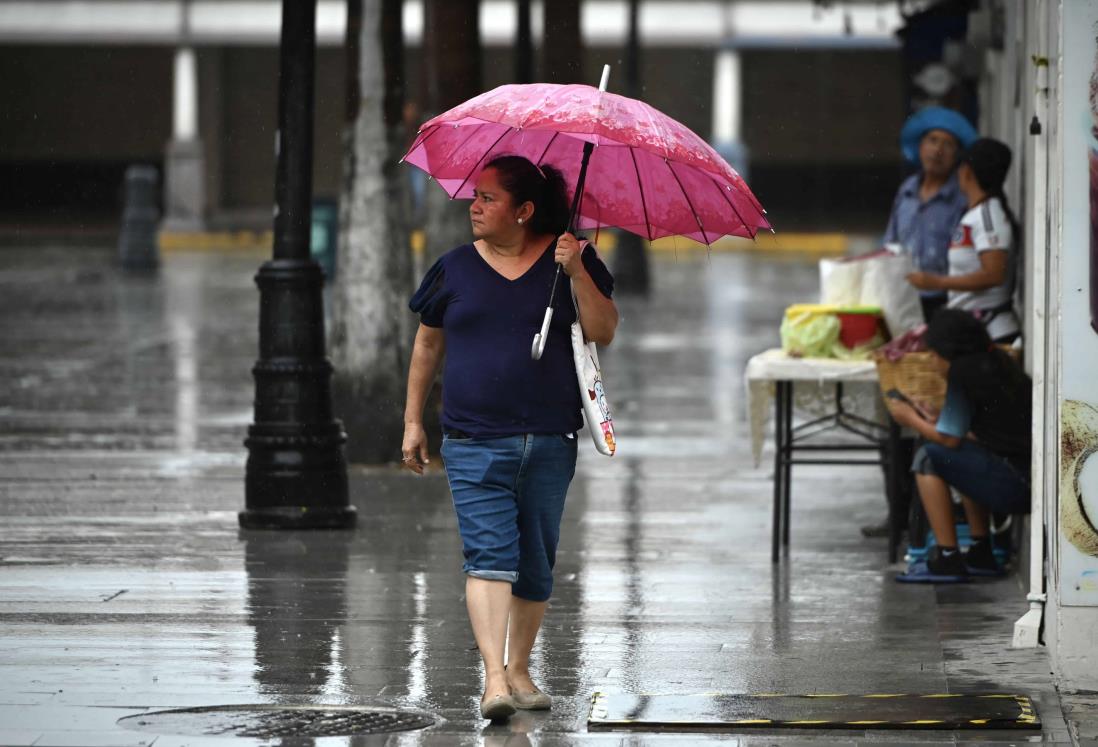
[118,705,435,737]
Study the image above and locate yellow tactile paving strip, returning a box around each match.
[587,692,1040,730]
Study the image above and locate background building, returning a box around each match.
[0,0,907,236]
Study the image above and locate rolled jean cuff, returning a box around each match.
[911,444,939,476]
[466,569,519,583]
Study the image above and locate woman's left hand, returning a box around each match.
[906,271,941,290]
[555,233,585,277]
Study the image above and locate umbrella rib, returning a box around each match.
[666,160,710,246]
[452,127,515,198]
[628,148,654,242]
[533,131,561,169]
[403,124,441,159]
[705,172,756,240]
[428,122,493,196]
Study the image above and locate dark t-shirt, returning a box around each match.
[938,354,1032,471]
[409,241,614,438]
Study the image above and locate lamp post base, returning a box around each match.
[238,504,357,530]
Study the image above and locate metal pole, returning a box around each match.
[241,0,354,530]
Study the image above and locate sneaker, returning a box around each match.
[965,538,1005,577]
[896,546,970,584]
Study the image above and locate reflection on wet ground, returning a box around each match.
[0,246,1076,745]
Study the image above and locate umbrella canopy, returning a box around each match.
[402,83,770,245]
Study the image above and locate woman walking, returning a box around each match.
[401,155,618,721]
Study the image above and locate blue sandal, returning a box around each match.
[895,560,970,584]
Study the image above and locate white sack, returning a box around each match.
[819,259,864,305]
[859,252,925,336]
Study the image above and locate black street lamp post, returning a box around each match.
[240,0,355,530]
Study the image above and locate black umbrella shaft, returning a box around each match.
[568,140,595,234]
[547,139,596,308]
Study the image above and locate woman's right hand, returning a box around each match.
[912,398,939,422]
[401,422,430,474]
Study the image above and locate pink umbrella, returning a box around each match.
[402,79,770,245]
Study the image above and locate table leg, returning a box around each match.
[772,381,787,563]
[781,381,792,549]
[886,420,903,563]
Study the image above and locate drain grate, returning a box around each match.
[118,705,435,737]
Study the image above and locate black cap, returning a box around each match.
[960,138,1012,193]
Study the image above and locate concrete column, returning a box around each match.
[161,44,206,232]
[198,48,224,223]
[712,48,749,180]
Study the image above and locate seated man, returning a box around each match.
[885,310,1031,582]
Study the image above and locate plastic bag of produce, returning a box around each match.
[781,307,841,358]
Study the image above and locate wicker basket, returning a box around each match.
[875,352,947,412]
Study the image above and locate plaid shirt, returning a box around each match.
[883,172,968,299]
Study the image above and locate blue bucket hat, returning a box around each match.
[900,107,978,164]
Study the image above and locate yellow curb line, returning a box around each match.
[159,230,273,252]
[161,228,848,259]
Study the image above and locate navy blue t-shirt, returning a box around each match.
[409,241,614,438]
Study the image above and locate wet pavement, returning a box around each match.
[0,244,1086,746]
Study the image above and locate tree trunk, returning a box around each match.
[542,0,582,84]
[422,0,481,263]
[330,0,414,465]
[612,0,651,295]
[515,0,533,83]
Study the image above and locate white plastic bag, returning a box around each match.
[819,253,924,337]
[860,253,925,336]
[819,259,864,305]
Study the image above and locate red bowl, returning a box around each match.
[837,312,881,348]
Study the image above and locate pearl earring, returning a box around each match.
[517,218,524,224]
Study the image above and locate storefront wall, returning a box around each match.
[1046,0,1098,691]
[996,0,1098,692]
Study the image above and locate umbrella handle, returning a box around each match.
[531,306,554,360]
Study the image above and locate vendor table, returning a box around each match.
[745,349,904,563]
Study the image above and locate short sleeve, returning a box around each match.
[971,202,1012,253]
[408,256,450,328]
[936,382,973,440]
[882,187,902,244]
[580,243,614,298]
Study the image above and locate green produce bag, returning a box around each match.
[780,309,841,358]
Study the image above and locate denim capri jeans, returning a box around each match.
[912,439,1029,514]
[440,433,578,602]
